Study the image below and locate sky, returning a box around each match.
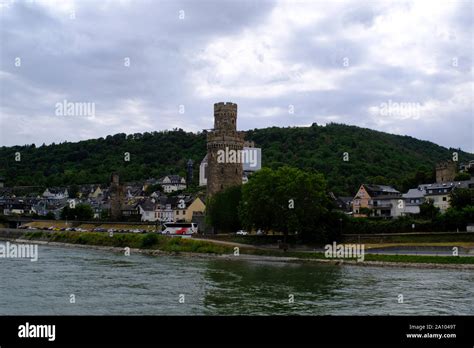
[0,0,472,152]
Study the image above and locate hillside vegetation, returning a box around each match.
[1,123,472,195]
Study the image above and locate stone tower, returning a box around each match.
[436,161,457,183]
[206,102,245,197]
[109,172,124,220]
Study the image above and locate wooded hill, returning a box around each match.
[1,123,472,196]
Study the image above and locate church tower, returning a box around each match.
[206,102,245,197]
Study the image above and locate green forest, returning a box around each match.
[1,123,472,195]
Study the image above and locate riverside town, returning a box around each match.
[0,0,473,346]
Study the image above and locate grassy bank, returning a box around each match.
[18,231,474,265]
[23,231,233,254]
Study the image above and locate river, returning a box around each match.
[0,242,472,315]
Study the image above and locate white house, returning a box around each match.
[401,187,426,215]
[159,175,186,193]
[199,155,208,187]
[155,203,174,222]
[42,188,68,200]
[138,199,157,222]
[420,180,474,212]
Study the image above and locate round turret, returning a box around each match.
[214,102,238,131]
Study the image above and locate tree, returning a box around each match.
[45,212,56,220]
[144,183,163,195]
[206,185,242,233]
[69,184,79,198]
[453,172,471,181]
[100,210,110,220]
[419,199,440,219]
[239,166,331,242]
[449,188,474,210]
[61,204,94,220]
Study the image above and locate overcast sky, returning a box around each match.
[0,0,472,152]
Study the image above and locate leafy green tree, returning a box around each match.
[100,210,110,220]
[45,212,56,220]
[368,176,390,185]
[61,204,94,220]
[145,183,163,195]
[69,184,79,198]
[453,172,471,181]
[206,185,242,233]
[239,166,331,242]
[449,188,474,210]
[419,199,440,219]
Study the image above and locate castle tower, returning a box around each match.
[186,159,194,186]
[206,102,245,197]
[436,161,457,183]
[109,172,124,220]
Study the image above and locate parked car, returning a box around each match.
[236,230,248,235]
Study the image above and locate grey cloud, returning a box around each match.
[0,0,472,153]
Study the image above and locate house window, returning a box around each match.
[442,197,447,201]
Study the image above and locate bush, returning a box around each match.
[141,233,159,248]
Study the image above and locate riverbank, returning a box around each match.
[1,229,474,269]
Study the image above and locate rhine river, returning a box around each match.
[0,242,472,315]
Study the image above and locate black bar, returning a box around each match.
[0,316,472,346]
